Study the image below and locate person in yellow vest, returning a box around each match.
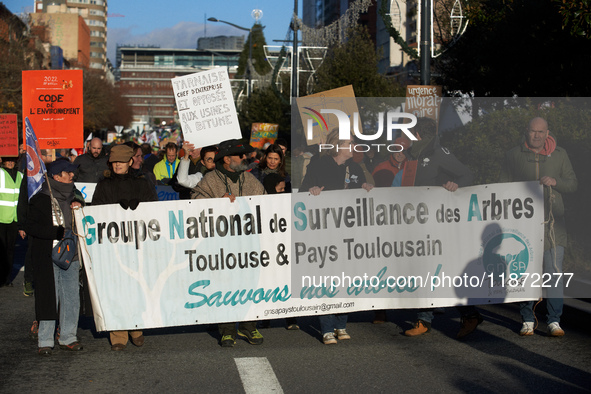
[152,142,180,185]
[0,157,23,287]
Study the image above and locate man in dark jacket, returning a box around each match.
[398,118,482,339]
[73,137,108,182]
[499,117,577,337]
[92,144,158,350]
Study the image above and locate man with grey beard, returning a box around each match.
[191,139,265,347]
[191,139,264,201]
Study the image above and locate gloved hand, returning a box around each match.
[128,199,140,210]
[56,225,65,240]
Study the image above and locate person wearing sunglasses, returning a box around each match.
[191,139,265,346]
[175,143,217,191]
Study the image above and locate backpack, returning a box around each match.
[52,229,78,270]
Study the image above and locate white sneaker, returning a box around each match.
[520,322,534,336]
[323,332,337,345]
[334,328,351,340]
[547,322,565,337]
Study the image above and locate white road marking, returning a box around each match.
[235,357,284,394]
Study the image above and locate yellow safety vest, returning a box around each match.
[0,168,23,224]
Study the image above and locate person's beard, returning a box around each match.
[229,159,248,172]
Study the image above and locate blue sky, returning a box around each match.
[4,0,300,65]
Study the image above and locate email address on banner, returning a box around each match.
[263,302,355,317]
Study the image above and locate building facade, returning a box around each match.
[302,0,419,78]
[197,35,244,51]
[117,46,241,132]
[34,0,107,72]
[30,12,90,68]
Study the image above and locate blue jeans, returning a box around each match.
[417,305,479,324]
[38,260,80,348]
[319,314,347,335]
[520,247,564,324]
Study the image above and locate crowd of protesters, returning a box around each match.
[0,115,577,355]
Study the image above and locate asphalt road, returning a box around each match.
[1,238,590,394]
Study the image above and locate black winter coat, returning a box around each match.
[92,171,158,206]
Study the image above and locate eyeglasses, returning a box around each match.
[204,158,214,163]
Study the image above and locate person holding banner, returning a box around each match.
[0,157,23,287]
[250,144,292,193]
[25,159,85,355]
[124,141,157,189]
[299,128,373,344]
[499,117,577,337]
[372,137,409,188]
[92,145,158,350]
[192,139,266,347]
[394,118,482,339]
[173,143,217,198]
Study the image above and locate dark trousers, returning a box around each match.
[218,321,257,337]
[24,236,34,283]
[0,222,18,285]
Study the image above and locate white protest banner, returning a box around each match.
[171,68,240,147]
[75,182,96,203]
[75,182,544,332]
[76,194,292,331]
[291,181,545,307]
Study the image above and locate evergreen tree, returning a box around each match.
[313,26,404,97]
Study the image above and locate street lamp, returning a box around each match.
[208,17,255,98]
[202,48,237,75]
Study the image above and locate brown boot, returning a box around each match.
[457,315,483,339]
[131,334,145,347]
[373,310,387,324]
[404,320,431,336]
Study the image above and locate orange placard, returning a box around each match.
[250,123,278,149]
[22,70,83,149]
[0,114,19,157]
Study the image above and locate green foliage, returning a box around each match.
[437,0,591,96]
[237,23,272,77]
[237,85,291,141]
[313,26,404,97]
[554,0,591,38]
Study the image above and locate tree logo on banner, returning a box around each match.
[482,231,532,280]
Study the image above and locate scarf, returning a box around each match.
[215,161,242,183]
[262,167,279,176]
[214,162,245,195]
[43,178,75,230]
[525,135,556,156]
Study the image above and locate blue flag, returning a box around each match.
[25,117,47,200]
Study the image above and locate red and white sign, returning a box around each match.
[22,70,84,149]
